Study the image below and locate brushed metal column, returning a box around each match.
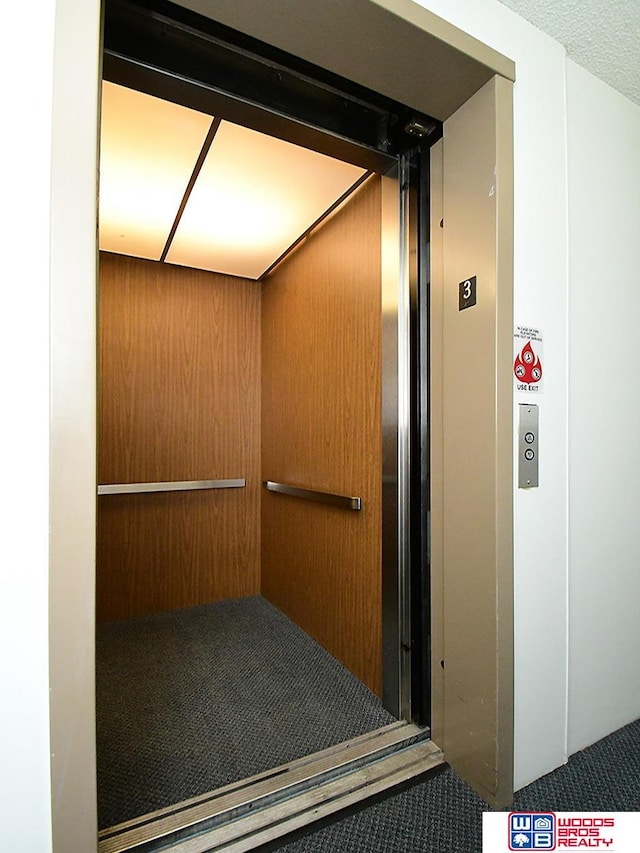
[381,158,412,720]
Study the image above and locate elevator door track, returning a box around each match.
[98,722,442,852]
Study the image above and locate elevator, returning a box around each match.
[96,0,441,842]
[84,2,517,850]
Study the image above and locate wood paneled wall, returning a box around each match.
[97,253,261,621]
[261,177,383,695]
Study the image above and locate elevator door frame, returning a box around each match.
[47,1,515,848]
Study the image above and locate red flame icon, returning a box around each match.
[514,341,542,384]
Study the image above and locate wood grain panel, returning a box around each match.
[261,177,383,695]
[97,254,261,619]
[96,489,258,621]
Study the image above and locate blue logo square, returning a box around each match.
[509,813,555,851]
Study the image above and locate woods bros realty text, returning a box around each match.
[556,817,615,847]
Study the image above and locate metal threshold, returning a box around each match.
[98,722,443,853]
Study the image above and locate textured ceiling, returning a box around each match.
[495,0,640,105]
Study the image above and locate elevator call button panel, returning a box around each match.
[518,403,539,488]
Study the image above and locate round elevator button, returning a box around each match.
[524,448,535,461]
[524,432,535,444]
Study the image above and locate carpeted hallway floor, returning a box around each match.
[272,717,640,853]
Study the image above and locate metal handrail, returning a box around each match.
[98,478,245,496]
[263,480,361,511]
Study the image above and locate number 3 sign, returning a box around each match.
[458,275,477,311]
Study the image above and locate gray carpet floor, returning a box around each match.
[274,718,640,853]
[96,595,394,829]
[97,595,640,850]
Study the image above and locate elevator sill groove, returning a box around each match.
[98,722,442,853]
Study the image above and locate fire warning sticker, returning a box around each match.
[514,326,543,394]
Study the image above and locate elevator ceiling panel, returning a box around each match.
[99,81,212,261]
[99,82,366,279]
[165,121,365,279]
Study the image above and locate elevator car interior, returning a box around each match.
[95,1,442,843]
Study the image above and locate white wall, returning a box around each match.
[412,0,570,789]
[566,60,640,754]
[0,3,55,851]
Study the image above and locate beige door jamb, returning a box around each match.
[430,75,514,806]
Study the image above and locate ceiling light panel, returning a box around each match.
[166,121,366,279]
[99,81,212,260]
